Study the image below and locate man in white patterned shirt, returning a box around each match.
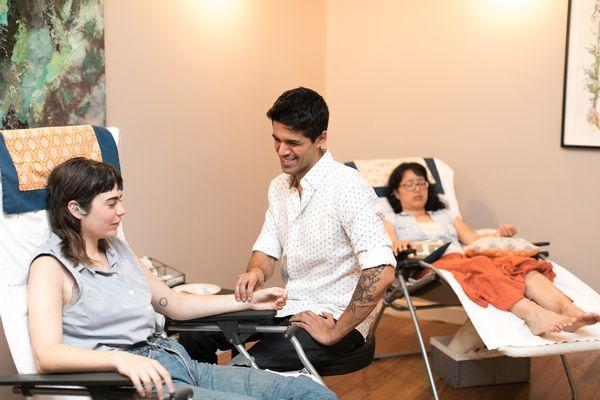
[180,88,396,371]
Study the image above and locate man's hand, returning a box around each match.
[249,287,287,311]
[290,311,338,346]
[235,268,265,302]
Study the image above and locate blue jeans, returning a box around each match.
[124,333,337,400]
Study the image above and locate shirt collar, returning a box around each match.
[69,240,119,274]
[49,233,117,274]
[288,149,333,191]
[105,239,120,268]
[79,240,119,274]
[399,210,434,217]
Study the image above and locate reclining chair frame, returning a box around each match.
[166,294,385,383]
[382,246,579,400]
[166,310,324,385]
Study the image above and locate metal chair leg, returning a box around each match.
[288,335,325,386]
[399,274,440,400]
[560,354,577,400]
[233,343,259,369]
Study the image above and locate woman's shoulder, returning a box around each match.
[29,250,71,283]
[30,252,62,268]
[30,233,63,263]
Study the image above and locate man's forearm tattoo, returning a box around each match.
[159,297,168,307]
[348,266,385,313]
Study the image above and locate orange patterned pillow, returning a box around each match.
[464,237,539,258]
[2,125,102,191]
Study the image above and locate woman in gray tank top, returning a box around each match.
[28,158,337,400]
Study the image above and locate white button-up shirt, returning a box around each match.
[252,151,395,337]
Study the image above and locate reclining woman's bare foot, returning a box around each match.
[511,298,576,336]
[525,308,577,335]
[560,303,600,332]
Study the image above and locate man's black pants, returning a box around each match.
[178,316,364,372]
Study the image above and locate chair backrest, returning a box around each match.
[0,126,120,374]
[345,157,461,217]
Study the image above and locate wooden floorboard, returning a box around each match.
[322,315,600,399]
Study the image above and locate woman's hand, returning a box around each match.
[112,351,174,398]
[391,240,416,255]
[498,224,517,237]
[249,287,288,311]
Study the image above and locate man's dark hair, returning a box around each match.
[47,157,123,266]
[387,162,446,214]
[266,87,329,142]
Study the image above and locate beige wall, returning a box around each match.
[105,0,326,288]
[326,0,599,290]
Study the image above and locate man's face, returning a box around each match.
[272,121,326,180]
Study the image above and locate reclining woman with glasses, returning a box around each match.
[28,158,337,400]
[384,162,600,336]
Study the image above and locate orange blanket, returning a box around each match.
[433,253,554,311]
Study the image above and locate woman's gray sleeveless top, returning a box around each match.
[31,233,157,351]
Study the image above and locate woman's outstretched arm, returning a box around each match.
[28,256,174,398]
[135,254,287,321]
[454,218,517,245]
[453,217,481,245]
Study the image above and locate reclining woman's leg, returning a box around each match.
[524,270,600,332]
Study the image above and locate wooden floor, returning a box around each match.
[322,315,600,400]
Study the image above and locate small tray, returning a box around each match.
[141,256,186,288]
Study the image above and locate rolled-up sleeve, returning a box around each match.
[252,207,282,260]
[340,176,396,270]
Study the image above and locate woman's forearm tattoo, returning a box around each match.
[348,266,385,313]
[159,297,168,307]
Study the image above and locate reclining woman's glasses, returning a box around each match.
[400,180,429,191]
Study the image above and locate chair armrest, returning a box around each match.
[0,372,130,387]
[0,372,131,398]
[531,242,550,259]
[532,241,550,247]
[394,249,419,270]
[171,309,276,324]
[0,372,194,399]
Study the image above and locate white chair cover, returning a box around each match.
[0,128,119,374]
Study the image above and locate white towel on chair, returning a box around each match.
[438,262,600,350]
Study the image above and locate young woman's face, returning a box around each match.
[394,169,429,211]
[79,185,125,240]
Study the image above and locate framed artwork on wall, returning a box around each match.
[0,1,105,129]
[562,0,600,148]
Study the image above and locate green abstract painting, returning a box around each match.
[0,0,105,129]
